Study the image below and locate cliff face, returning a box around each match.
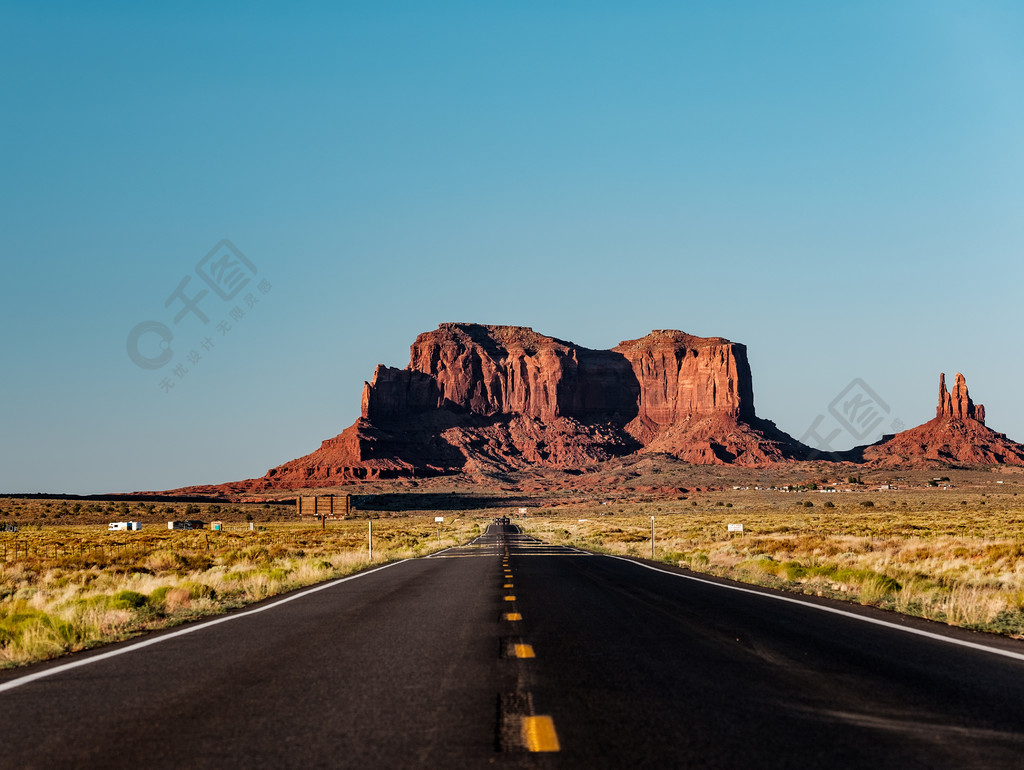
[248,323,806,489]
[394,323,639,423]
[612,330,754,443]
[371,324,755,427]
[861,372,1023,467]
[361,366,440,422]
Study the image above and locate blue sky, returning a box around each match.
[3,2,1024,493]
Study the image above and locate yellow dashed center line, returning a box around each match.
[513,643,535,658]
[496,546,557,753]
[522,715,560,752]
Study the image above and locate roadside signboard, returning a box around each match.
[728,523,744,533]
[435,516,444,523]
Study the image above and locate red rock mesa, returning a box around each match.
[247,324,807,489]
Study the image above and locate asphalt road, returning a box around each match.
[2,524,1024,768]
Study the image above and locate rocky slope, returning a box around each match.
[858,373,1024,467]
[234,323,807,490]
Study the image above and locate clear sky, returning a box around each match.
[4,2,1024,494]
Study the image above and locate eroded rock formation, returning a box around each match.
[613,330,754,443]
[244,323,807,489]
[937,372,985,424]
[861,372,1023,467]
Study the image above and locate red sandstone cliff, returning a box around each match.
[860,373,1024,467]
[238,323,807,490]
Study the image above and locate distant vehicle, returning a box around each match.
[493,516,511,526]
[109,522,141,531]
[167,520,205,530]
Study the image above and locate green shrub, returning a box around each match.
[781,561,807,580]
[183,582,216,600]
[174,553,214,571]
[112,590,148,610]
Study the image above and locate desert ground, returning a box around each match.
[3,461,1023,667]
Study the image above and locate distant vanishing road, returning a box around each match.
[3,524,1024,768]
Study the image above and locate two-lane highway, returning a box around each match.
[2,522,1024,767]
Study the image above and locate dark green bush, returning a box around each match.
[112,590,148,610]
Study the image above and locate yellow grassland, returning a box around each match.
[524,488,1024,637]
[0,516,478,668]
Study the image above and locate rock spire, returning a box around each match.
[937,372,985,425]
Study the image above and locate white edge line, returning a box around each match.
[0,559,411,694]
[603,554,1024,663]
[427,534,491,557]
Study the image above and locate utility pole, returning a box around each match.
[368,519,373,560]
[651,516,655,559]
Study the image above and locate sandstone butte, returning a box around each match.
[170,330,1024,497]
[220,323,810,492]
[859,372,1024,467]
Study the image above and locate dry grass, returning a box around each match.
[0,519,478,668]
[521,491,1024,637]
[0,497,294,527]
[6,480,1024,666]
